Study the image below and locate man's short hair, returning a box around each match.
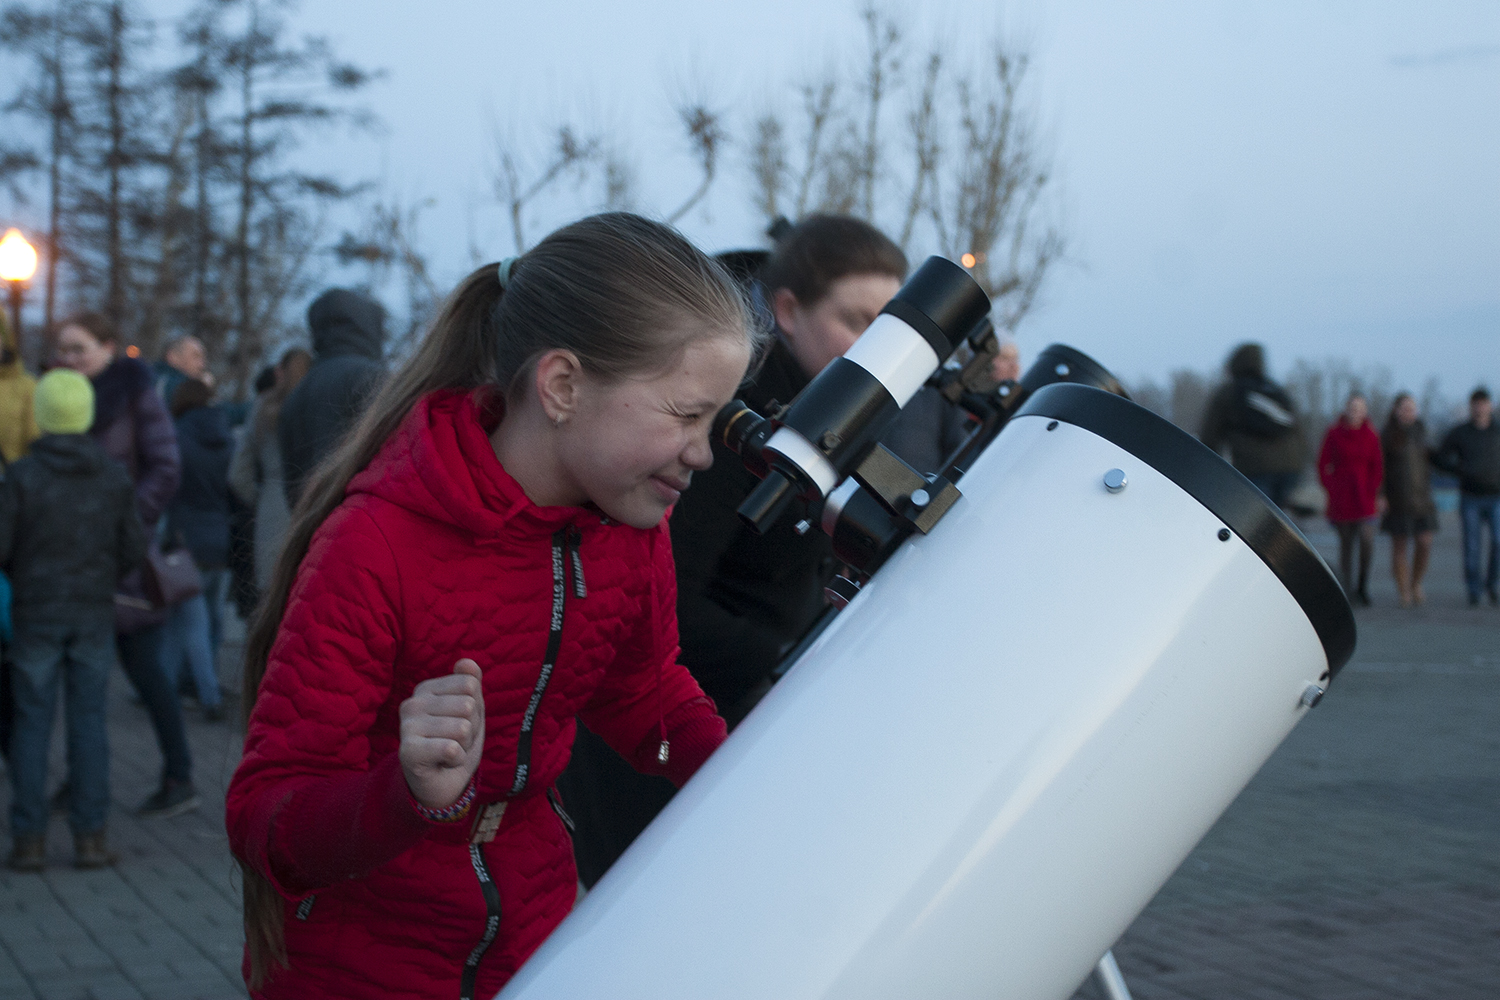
[1473,387,1492,403]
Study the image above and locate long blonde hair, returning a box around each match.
[239,213,756,987]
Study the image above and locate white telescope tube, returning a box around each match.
[500,388,1351,1000]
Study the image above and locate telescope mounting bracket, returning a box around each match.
[852,444,962,535]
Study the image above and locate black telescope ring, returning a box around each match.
[1016,382,1357,678]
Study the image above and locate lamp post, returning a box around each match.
[0,228,40,350]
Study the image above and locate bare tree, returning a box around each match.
[335,194,441,358]
[495,125,598,253]
[665,101,726,225]
[741,8,1062,331]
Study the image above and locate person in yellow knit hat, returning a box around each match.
[0,310,40,463]
[1,369,147,871]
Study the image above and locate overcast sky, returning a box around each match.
[6,1,1498,397]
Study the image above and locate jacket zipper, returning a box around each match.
[460,528,581,999]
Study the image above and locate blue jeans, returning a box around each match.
[117,625,193,784]
[8,610,115,836]
[1459,494,1499,598]
[160,592,221,709]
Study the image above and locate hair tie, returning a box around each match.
[496,257,519,289]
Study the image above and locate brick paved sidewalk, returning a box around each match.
[1073,522,1500,1000]
[1,522,1497,999]
[0,631,248,1000]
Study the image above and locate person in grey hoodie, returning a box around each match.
[278,289,387,507]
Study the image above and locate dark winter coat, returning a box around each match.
[91,356,181,633]
[279,289,386,506]
[167,405,234,570]
[226,389,724,999]
[1380,419,1437,519]
[0,434,147,617]
[1199,345,1307,478]
[1319,419,1383,523]
[91,355,180,528]
[1431,420,1500,497]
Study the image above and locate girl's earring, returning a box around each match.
[554,414,566,427]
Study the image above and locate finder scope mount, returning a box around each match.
[719,255,991,537]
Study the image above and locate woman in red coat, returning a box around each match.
[226,214,759,999]
[1318,392,1384,605]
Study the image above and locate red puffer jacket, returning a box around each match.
[226,388,726,999]
[1319,419,1384,523]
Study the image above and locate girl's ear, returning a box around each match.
[534,348,584,424]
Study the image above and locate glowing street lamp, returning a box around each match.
[0,228,39,345]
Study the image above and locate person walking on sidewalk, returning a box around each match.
[278,290,386,507]
[53,312,198,817]
[1380,393,1439,607]
[1319,392,1384,605]
[1200,343,1307,510]
[161,378,233,720]
[1431,388,1500,606]
[1,370,147,870]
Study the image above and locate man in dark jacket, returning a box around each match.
[1200,343,1307,509]
[1431,388,1499,605]
[1,370,147,870]
[559,215,972,886]
[279,289,386,506]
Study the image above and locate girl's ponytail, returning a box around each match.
[240,265,503,987]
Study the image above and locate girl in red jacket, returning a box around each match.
[227,214,759,999]
[1318,392,1384,605]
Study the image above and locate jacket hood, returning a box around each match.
[175,404,232,450]
[1227,343,1265,379]
[91,355,155,431]
[347,389,595,539]
[308,288,386,362]
[29,433,105,476]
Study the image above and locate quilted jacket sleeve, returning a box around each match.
[226,503,434,898]
[130,384,180,528]
[580,522,726,789]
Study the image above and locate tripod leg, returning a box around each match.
[1094,949,1134,1000]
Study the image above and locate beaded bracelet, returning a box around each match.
[413,779,478,823]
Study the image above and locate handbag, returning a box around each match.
[141,535,204,608]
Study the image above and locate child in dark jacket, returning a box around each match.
[1,370,147,870]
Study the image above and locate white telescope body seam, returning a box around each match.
[499,412,1330,1000]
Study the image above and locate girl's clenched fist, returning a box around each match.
[399,659,485,810]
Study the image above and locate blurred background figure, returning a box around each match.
[160,378,233,721]
[2,369,146,870]
[229,348,313,602]
[1319,393,1384,605]
[279,290,385,507]
[990,333,1022,384]
[1431,388,1499,607]
[154,335,212,406]
[1200,343,1306,510]
[0,311,39,463]
[1380,393,1438,607]
[53,312,197,817]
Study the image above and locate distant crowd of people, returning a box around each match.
[1200,343,1498,608]
[0,288,387,871]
